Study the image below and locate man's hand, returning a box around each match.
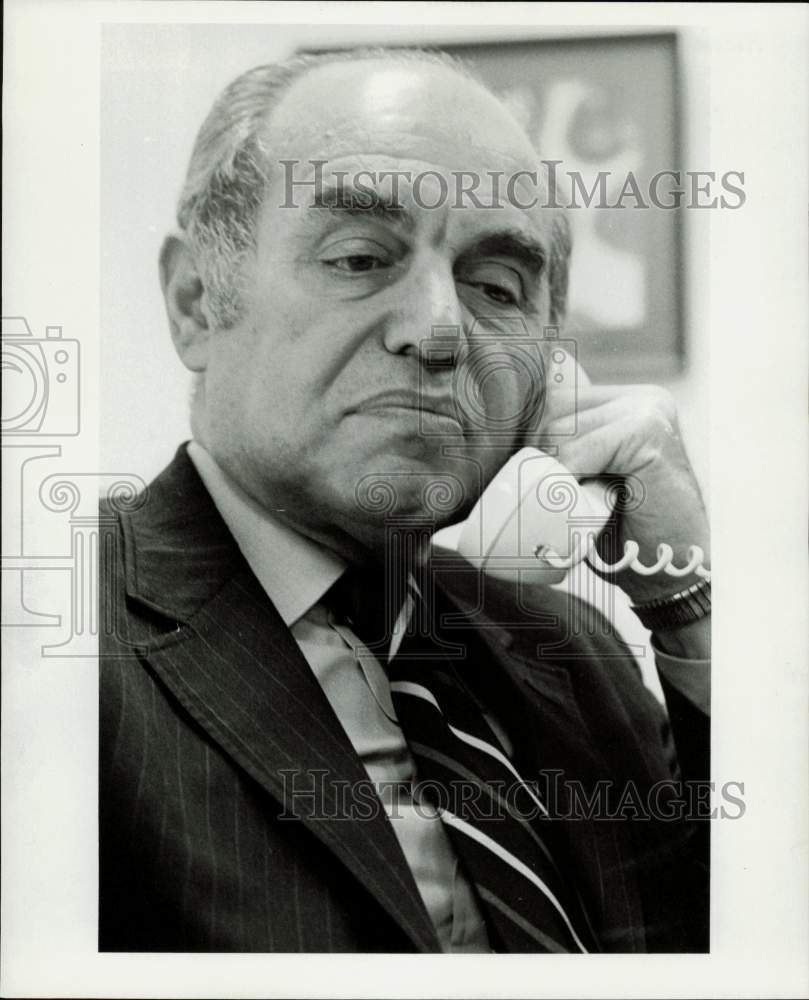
[539,371,710,608]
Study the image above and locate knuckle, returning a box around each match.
[635,386,677,431]
[642,408,673,438]
[648,385,676,416]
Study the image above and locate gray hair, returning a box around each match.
[177,46,571,329]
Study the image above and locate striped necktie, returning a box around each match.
[330,567,596,953]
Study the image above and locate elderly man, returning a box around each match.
[99,48,710,954]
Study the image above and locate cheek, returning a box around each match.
[459,346,542,435]
[210,308,296,393]
[485,363,538,423]
[204,332,283,437]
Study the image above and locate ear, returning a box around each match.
[159,234,212,372]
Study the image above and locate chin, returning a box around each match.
[340,453,474,526]
[294,461,478,566]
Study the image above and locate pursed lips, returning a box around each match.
[351,390,461,424]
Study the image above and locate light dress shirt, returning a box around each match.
[187,442,710,949]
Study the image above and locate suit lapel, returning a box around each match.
[120,447,440,952]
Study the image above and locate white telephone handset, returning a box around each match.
[432,447,710,585]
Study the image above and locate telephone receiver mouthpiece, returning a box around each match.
[431,447,613,584]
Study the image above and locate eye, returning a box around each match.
[456,262,524,307]
[325,254,388,273]
[467,282,519,305]
[319,237,395,275]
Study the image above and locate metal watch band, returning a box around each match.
[631,578,711,631]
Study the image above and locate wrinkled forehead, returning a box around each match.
[261,58,542,179]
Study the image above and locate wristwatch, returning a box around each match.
[631,578,711,631]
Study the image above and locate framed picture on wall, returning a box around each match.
[305,33,685,383]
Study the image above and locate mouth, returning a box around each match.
[351,390,462,426]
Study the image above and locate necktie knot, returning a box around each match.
[328,566,406,655]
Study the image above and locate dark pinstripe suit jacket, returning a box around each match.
[99,445,709,953]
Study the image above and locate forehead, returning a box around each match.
[259,58,550,238]
[263,58,540,177]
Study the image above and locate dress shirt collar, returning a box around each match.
[187,441,346,627]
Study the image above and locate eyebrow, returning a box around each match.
[309,182,415,232]
[306,184,547,275]
[463,231,547,275]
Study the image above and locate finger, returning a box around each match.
[540,386,636,440]
[542,398,630,440]
[554,417,639,479]
[548,380,672,414]
[543,381,672,421]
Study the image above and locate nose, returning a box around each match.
[381,257,466,365]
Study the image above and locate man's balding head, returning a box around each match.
[176,47,570,331]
